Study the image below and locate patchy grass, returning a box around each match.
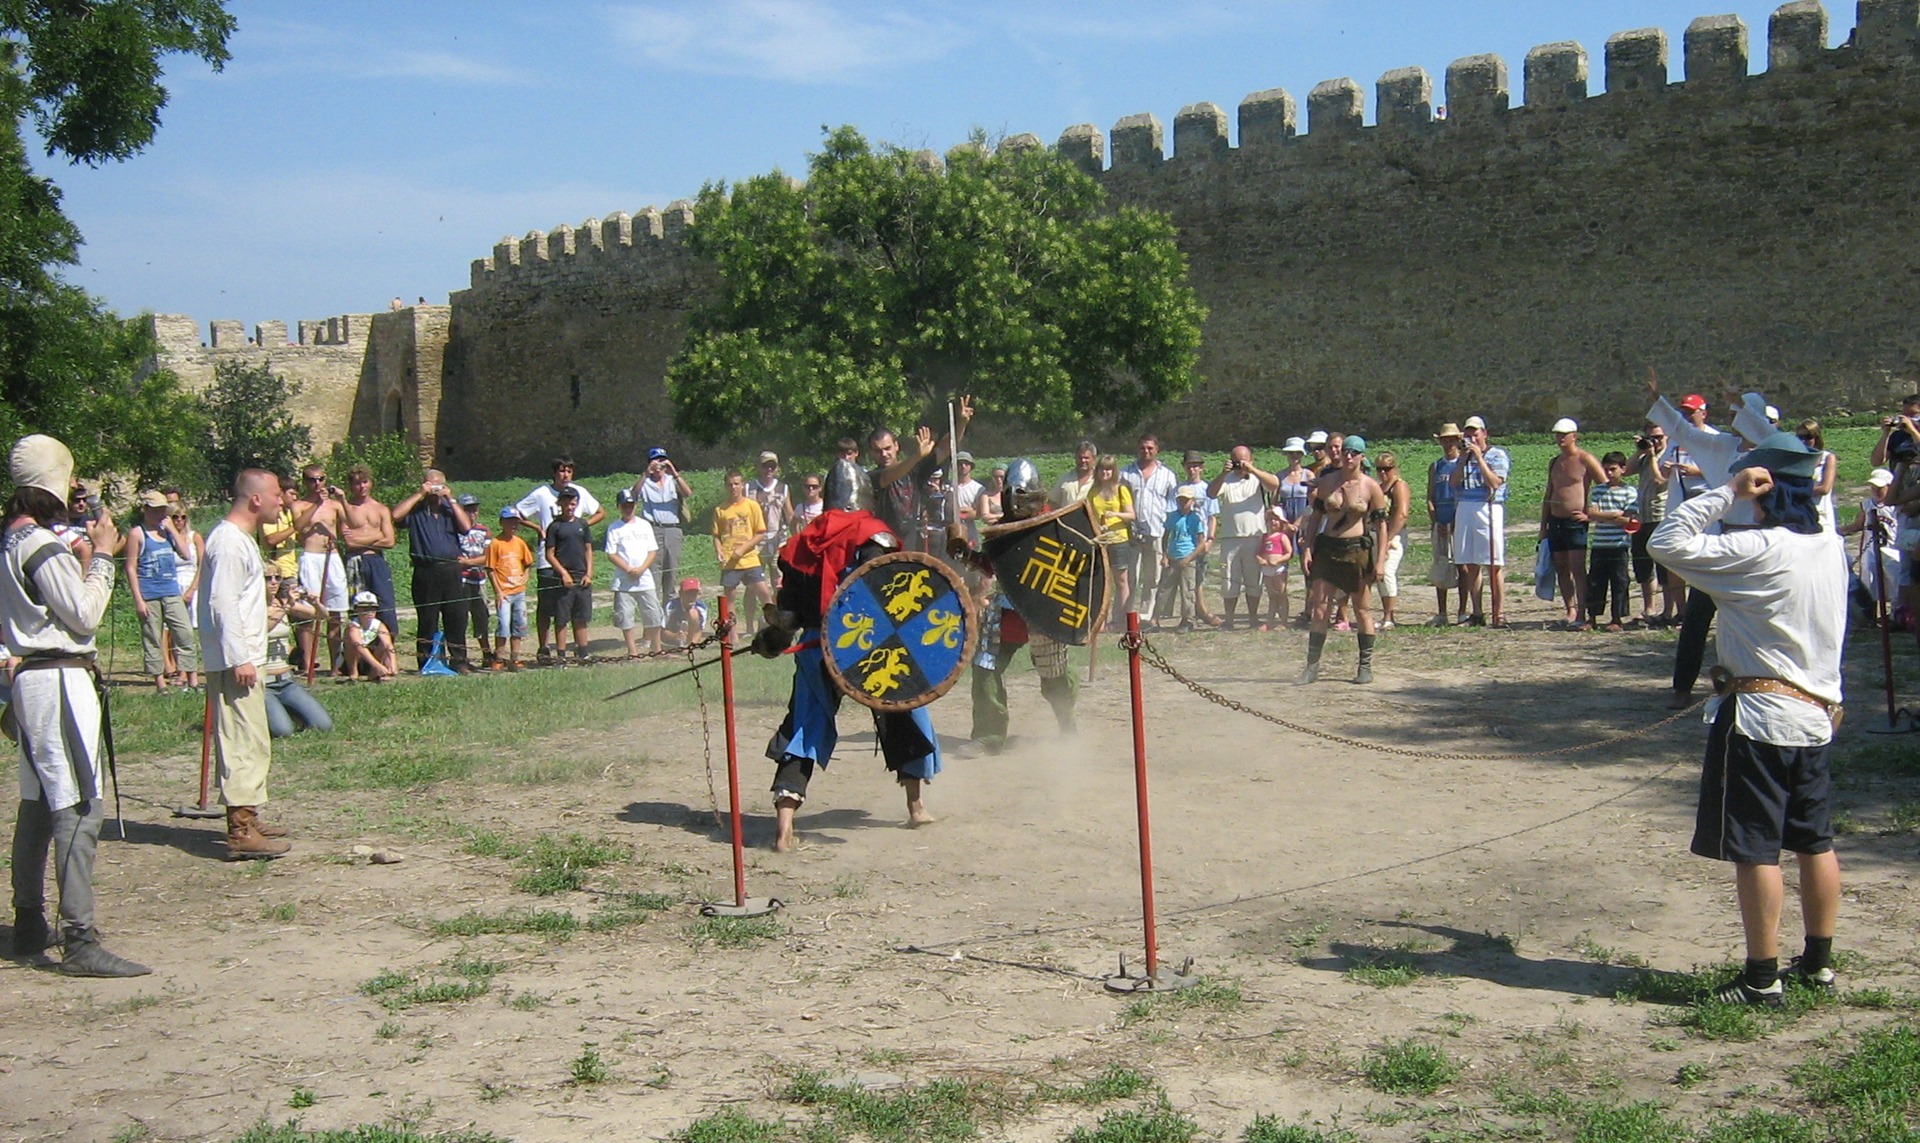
[230,1122,509,1143]
[672,1108,786,1143]
[359,958,500,1012]
[1571,1100,1687,1143]
[1118,978,1244,1026]
[588,891,676,930]
[512,832,632,895]
[690,914,781,948]
[1794,1024,1920,1138]
[1344,956,1424,988]
[783,1069,1023,1143]
[1240,1116,1355,1142]
[428,908,579,938]
[1694,1109,1822,1143]
[1047,1064,1154,1105]
[1064,1103,1199,1143]
[1360,1040,1457,1095]
[568,1044,612,1086]
[260,902,299,923]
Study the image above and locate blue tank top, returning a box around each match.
[135,524,179,600]
[1430,456,1461,525]
[1278,473,1312,522]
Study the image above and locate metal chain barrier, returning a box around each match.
[1121,632,1703,761]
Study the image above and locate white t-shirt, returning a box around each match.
[1214,475,1267,539]
[952,478,985,544]
[515,482,603,569]
[605,516,660,594]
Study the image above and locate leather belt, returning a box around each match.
[1710,666,1843,731]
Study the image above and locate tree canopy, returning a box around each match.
[668,126,1206,452]
[2,1,234,485]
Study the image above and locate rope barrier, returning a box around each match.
[1120,631,1704,761]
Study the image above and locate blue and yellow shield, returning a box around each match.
[822,551,978,712]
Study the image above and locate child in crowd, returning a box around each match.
[1156,486,1210,633]
[664,577,709,649]
[344,590,397,681]
[455,493,496,667]
[546,488,595,666]
[1584,451,1638,631]
[1255,504,1294,631]
[606,488,665,658]
[471,508,534,671]
[712,470,770,645]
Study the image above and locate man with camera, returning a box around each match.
[1623,423,1674,625]
[393,469,475,674]
[1208,445,1281,631]
[634,446,693,598]
[1870,394,1920,468]
[1449,416,1511,627]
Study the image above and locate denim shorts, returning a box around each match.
[495,593,529,639]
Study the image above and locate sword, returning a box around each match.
[601,656,720,702]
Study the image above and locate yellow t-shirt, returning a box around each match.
[1090,485,1133,543]
[712,498,766,570]
[264,508,299,578]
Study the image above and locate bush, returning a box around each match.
[199,358,312,489]
[325,433,425,501]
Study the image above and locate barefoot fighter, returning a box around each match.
[1298,435,1389,684]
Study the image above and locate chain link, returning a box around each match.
[687,643,725,828]
[1131,634,1703,761]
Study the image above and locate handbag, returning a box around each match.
[1533,539,1556,602]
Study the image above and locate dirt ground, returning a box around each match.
[2,586,1917,1142]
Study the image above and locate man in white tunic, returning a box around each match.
[200,470,290,859]
[1649,431,1845,1007]
[4,435,149,975]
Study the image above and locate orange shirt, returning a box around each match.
[485,533,534,596]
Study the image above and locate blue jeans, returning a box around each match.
[495,593,529,639]
[265,675,333,738]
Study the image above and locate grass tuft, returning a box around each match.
[429,909,579,938]
[569,1043,612,1086]
[1571,1100,1686,1143]
[690,914,781,948]
[359,964,493,1012]
[1050,1064,1153,1105]
[1360,1039,1457,1095]
[1241,1115,1354,1142]
[1064,1104,1199,1143]
[512,832,632,895]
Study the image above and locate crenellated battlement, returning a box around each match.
[1038,0,1914,178]
[466,199,699,291]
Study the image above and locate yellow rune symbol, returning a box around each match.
[836,611,876,651]
[880,568,935,623]
[921,607,961,650]
[856,645,914,698]
[1017,535,1090,629]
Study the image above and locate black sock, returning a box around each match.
[1306,632,1326,664]
[1801,937,1833,973]
[1743,957,1779,990]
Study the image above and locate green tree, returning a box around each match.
[198,358,311,489]
[667,126,1206,450]
[1,2,234,479]
[325,432,425,502]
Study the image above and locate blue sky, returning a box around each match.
[32,0,1843,336]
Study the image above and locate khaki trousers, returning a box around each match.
[210,669,272,807]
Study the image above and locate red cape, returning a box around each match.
[778,509,895,620]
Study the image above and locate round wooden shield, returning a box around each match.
[821,551,979,712]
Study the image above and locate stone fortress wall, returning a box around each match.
[156,0,1920,479]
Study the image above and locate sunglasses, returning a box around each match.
[307,475,326,482]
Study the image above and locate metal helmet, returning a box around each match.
[853,528,900,568]
[1002,457,1046,521]
[822,457,867,512]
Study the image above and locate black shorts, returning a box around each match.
[535,567,564,622]
[554,582,593,626]
[1631,527,1658,584]
[1546,517,1588,552]
[1691,701,1834,866]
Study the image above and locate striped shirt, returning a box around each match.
[1588,483,1637,549]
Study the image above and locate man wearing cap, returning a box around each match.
[1449,416,1511,627]
[1541,419,1607,630]
[125,488,198,694]
[1305,431,1331,476]
[517,456,603,664]
[453,493,496,667]
[4,435,150,974]
[293,462,348,674]
[1427,424,1466,625]
[635,447,693,598]
[1646,378,1778,706]
[1121,434,1178,622]
[1208,445,1281,631]
[1299,435,1388,683]
[1648,432,1846,1006]
[1839,469,1901,606]
[605,488,663,657]
[393,469,475,674]
[200,470,293,859]
[750,451,794,588]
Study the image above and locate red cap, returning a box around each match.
[678,577,700,593]
[1678,393,1708,411]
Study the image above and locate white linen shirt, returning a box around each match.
[1648,485,1846,746]
[199,519,268,671]
[1121,461,1179,540]
[605,516,660,593]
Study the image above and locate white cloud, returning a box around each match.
[352,50,535,86]
[608,0,964,84]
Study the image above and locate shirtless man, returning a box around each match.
[1541,418,1608,630]
[292,463,348,672]
[340,466,399,640]
[1298,435,1388,684]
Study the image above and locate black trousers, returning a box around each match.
[1585,547,1631,623]
[1673,587,1717,693]
[410,560,469,666]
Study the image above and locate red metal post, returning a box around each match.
[1125,610,1158,980]
[717,595,747,907]
[198,686,214,810]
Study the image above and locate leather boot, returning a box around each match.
[60,933,151,977]
[1355,633,1375,685]
[254,813,290,839]
[1298,632,1326,685]
[226,807,291,860]
[11,908,51,956]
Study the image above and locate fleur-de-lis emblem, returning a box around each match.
[921,607,961,650]
[837,611,876,651]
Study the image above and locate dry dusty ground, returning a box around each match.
[1,587,1916,1142]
